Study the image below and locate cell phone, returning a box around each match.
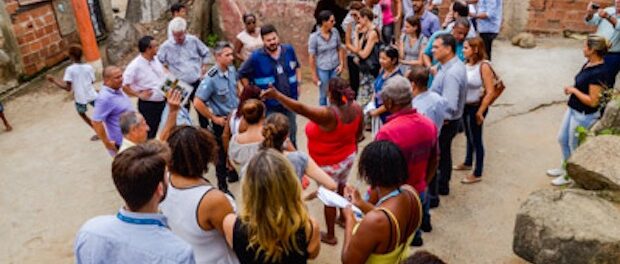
[592,3,600,10]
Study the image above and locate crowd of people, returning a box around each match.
[23,0,614,263]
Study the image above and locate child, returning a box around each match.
[0,101,12,131]
[46,45,99,140]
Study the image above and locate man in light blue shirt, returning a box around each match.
[75,142,195,264]
[408,65,446,135]
[427,33,467,208]
[194,41,240,194]
[585,1,620,88]
[158,17,211,109]
[474,0,503,59]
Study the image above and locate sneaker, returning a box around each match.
[421,220,432,233]
[546,168,566,177]
[429,197,440,209]
[410,234,424,247]
[551,175,573,186]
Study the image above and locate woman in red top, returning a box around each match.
[261,77,363,245]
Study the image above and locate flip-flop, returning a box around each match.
[320,231,338,245]
[90,135,100,141]
[461,176,482,184]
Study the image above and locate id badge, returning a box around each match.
[276,65,284,75]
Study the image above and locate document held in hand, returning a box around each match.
[317,186,363,219]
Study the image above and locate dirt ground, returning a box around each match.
[0,38,586,263]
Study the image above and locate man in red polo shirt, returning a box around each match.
[375,75,438,247]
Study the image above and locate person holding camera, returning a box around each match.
[585,1,620,88]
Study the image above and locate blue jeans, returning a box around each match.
[317,68,338,106]
[463,104,488,177]
[414,191,431,240]
[557,107,599,161]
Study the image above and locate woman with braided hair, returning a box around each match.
[261,77,363,246]
[260,113,337,191]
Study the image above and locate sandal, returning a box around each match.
[453,164,472,171]
[461,175,482,184]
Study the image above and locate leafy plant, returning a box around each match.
[206,33,219,48]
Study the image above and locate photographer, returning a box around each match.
[585,1,620,88]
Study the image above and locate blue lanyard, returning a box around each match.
[376,188,402,206]
[116,212,166,228]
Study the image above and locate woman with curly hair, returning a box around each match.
[160,126,239,263]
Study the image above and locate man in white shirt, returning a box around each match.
[123,35,167,139]
[46,45,99,141]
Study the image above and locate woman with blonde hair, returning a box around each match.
[547,34,609,186]
[223,149,321,263]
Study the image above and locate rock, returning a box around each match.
[0,49,9,65]
[105,17,140,65]
[513,189,620,264]
[591,99,620,135]
[125,0,171,23]
[567,135,620,191]
[511,32,536,49]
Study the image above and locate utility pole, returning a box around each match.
[70,0,103,75]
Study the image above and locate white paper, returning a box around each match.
[317,186,363,218]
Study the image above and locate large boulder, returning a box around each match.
[105,17,141,65]
[125,0,171,23]
[511,32,536,49]
[567,135,620,191]
[513,189,620,264]
[591,99,620,135]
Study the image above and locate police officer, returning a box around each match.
[194,41,240,194]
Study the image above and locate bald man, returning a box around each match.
[92,66,134,155]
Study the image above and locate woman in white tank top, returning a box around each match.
[234,13,263,61]
[160,126,239,264]
[456,37,496,184]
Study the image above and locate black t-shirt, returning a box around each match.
[232,219,308,264]
[568,63,607,114]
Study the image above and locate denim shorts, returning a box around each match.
[75,101,95,114]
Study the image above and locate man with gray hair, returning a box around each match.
[375,75,438,247]
[118,91,183,153]
[194,41,240,193]
[158,17,211,110]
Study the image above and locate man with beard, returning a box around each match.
[405,0,441,38]
[239,24,302,147]
[74,141,195,263]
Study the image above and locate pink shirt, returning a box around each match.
[381,0,395,26]
[376,109,438,193]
